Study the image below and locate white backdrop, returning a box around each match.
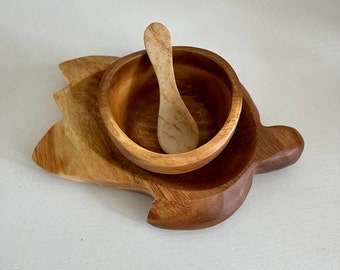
[1,0,339,269]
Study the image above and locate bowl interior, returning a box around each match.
[107,48,233,153]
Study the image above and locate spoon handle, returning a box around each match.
[144,22,176,89]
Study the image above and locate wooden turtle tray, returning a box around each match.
[32,55,304,230]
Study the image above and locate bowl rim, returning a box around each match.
[99,46,243,174]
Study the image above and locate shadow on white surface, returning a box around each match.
[85,183,154,225]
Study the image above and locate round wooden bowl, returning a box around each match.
[99,46,243,174]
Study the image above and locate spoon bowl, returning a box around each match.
[99,46,243,174]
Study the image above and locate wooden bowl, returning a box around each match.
[99,46,243,174]
[33,55,304,229]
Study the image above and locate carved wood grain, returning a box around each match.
[32,56,304,229]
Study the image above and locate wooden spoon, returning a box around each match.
[144,22,199,154]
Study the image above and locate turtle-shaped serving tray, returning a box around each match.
[32,55,304,230]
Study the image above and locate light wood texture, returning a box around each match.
[32,55,304,230]
[99,47,243,174]
[144,22,199,154]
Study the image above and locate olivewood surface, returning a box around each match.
[32,56,304,230]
